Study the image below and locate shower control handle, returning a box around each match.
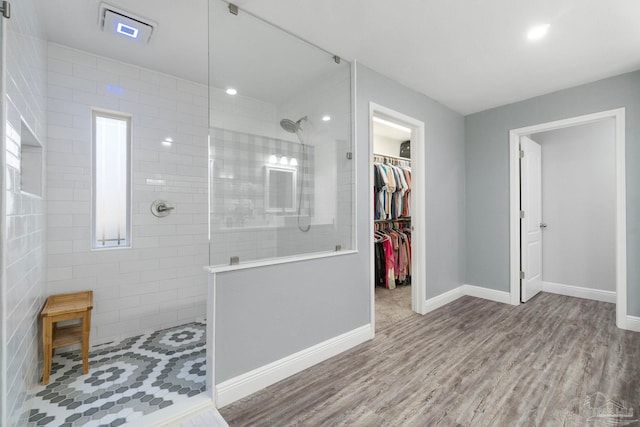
[151,200,174,217]
[156,203,174,212]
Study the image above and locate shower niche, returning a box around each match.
[208,0,354,266]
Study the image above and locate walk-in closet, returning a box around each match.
[372,116,414,331]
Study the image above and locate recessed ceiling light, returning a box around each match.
[162,137,173,147]
[226,88,237,95]
[527,24,550,40]
[322,115,331,122]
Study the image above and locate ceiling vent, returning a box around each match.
[99,3,157,44]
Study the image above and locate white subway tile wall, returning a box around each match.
[46,43,209,345]
[209,128,320,265]
[3,0,48,425]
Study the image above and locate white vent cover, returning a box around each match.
[99,3,156,44]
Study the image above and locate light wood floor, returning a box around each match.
[220,293,640,426]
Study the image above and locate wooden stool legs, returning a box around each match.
[40,291,93,385]
[42,316,91,385]
[82,310,91,375]
[42,317,53,385]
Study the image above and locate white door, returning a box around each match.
[520,136,543,302]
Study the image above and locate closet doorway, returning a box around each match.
[369,103,426,333]
[509,108,628,329]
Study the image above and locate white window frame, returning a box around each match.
[91,109,132,250]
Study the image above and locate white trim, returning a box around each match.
[145,396,225,427]
[423,287,464,313]
[542,281,616,304]
[626,316,640,333]
[91,109,133,250]
[207,273,217,405]
[423,285,511,314]
[0,17,7,426]
[508,122,520,307]
[352,60,358,253]
[463,284,511,305]
[215,324,372,407]
[205,249,358,273]
[614,112,627,329]
[369,99,376,332]
[368,102,427,333]
[509,108,628,329]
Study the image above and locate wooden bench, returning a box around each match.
[41,291,93,385]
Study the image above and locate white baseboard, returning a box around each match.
[463,284,511,304]
[215,324,372,407]
[423,286,464,313]
[542,281,616,304]
[627,316,640,333]
[423,284,511,314]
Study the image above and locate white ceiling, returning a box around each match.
[37,0,640,115]
[37,0,209,87]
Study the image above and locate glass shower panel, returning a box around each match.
[208,0,353,266]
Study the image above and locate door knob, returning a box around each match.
[540,223,548,229]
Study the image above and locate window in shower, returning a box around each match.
[92,110,132,249]
[208,0,354,266]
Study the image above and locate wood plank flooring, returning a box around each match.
[220,293,640,426]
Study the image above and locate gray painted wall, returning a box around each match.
[215,63,466,383]
[359,64,466,300]
[535,120,616,292]
[465,70,640,316]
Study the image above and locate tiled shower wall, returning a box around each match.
[45,43,209,345]
[210,127,321,265]
[2,0,48,425]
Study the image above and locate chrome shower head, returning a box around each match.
[280,118,299,133]
[280,116,307,133]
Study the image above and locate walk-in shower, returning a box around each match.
[208,0,354,266]
[280,116,310,232]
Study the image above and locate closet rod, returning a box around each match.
[375,217,411,223]
[373,153,411,162]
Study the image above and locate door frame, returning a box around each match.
[0,13,6,427]
[519,136,543,303]
[508,108,627,328]
[369,102,426,333]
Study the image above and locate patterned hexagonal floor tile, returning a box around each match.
[26,321,207,426]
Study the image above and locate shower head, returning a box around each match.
[280,116,307,133]
[279,116,310,232]
[280,119,299,134]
